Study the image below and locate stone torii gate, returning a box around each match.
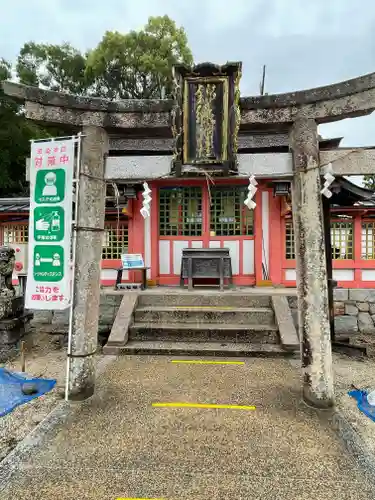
[3,71,375,408]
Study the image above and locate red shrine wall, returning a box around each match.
[1,180,375,289]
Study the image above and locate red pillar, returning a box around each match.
[150,184,159,283]
[269,194,282,285]
[254,187,263,285]
[354,213,362,287]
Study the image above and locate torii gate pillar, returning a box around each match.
[290,118,334,408]
[68,125,108,400]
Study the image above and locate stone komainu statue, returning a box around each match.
[0,246,15,295]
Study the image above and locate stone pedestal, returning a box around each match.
[0,247,33,362]
[67,126,108,401]
[290,118,334,408]
[0,313,33,362]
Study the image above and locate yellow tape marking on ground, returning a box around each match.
[152,402,256,410]
[171,360,244,365]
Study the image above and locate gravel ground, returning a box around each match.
[288,350,375,477]
[2,355,375,499]
[2,325,375,489]
[0,329,66,462]
[333,352,375,460]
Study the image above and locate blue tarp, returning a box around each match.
[348,389,375,422]
[0,367,56,417]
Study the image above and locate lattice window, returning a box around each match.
[3,224,29,244]
[102,223,128,259]
[284,220,354,260]
[210,187,253,236]
[362,222,375,259]
[285,221,295,259]
[331,221,353,260]
[159,187,202,236]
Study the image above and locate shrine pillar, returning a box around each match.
[67,125,108,400]
[289,118,334,408]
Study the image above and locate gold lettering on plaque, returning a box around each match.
[195,84,216,158]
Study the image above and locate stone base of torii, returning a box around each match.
[3,70,375,408]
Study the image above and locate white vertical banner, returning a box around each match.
[25,138,75,310]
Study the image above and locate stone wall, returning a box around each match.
[30,288,375,339]
[31,292,123,333]
[288,289,375,337]
[333,289,375,336]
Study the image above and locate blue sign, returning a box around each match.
[121,253,144,269]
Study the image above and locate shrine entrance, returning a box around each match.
[5,65,375,407]
[155,179,257,286]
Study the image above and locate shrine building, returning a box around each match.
[1,66,374,290]
[1,173,375,290]
[2,63,375,290]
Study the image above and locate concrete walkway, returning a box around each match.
[1,355,374,499]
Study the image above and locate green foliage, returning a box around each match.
[0,58,11,82]
[16,42,87,94]
[363,176,375,191]
[0,15,193,194]
[15,16,192,99]
[0,61,63,196]
[0,60,34,195]
[86,15,193,99]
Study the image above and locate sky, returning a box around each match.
[1,0,374,156]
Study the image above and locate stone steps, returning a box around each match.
[116,340,296,357]
[138,292,271,309]
[103,289,299,358]
[134,306,275,325]
[129,322,279,344]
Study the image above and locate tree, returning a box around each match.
[0,59,35,195]
[363,176,375,191]
[0,58,11,82]
[0,59,60,195]
[14,16,193,100]
[0,15,193,193]
[1,41,93,194]
[16,42,88,94]
[86,15,193,99]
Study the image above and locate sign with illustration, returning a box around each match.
[25,138,75,310]
[34,207,65,242]
[33,245,65,281]
[121,254,144,269]
[34,169,66,204]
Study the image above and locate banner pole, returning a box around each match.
[65,133,82,401]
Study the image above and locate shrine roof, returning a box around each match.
[0,176,373,215]
[0,198,29,213]
[319,137,343,149]
[0,197,125,215]
[331,177,375,206]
